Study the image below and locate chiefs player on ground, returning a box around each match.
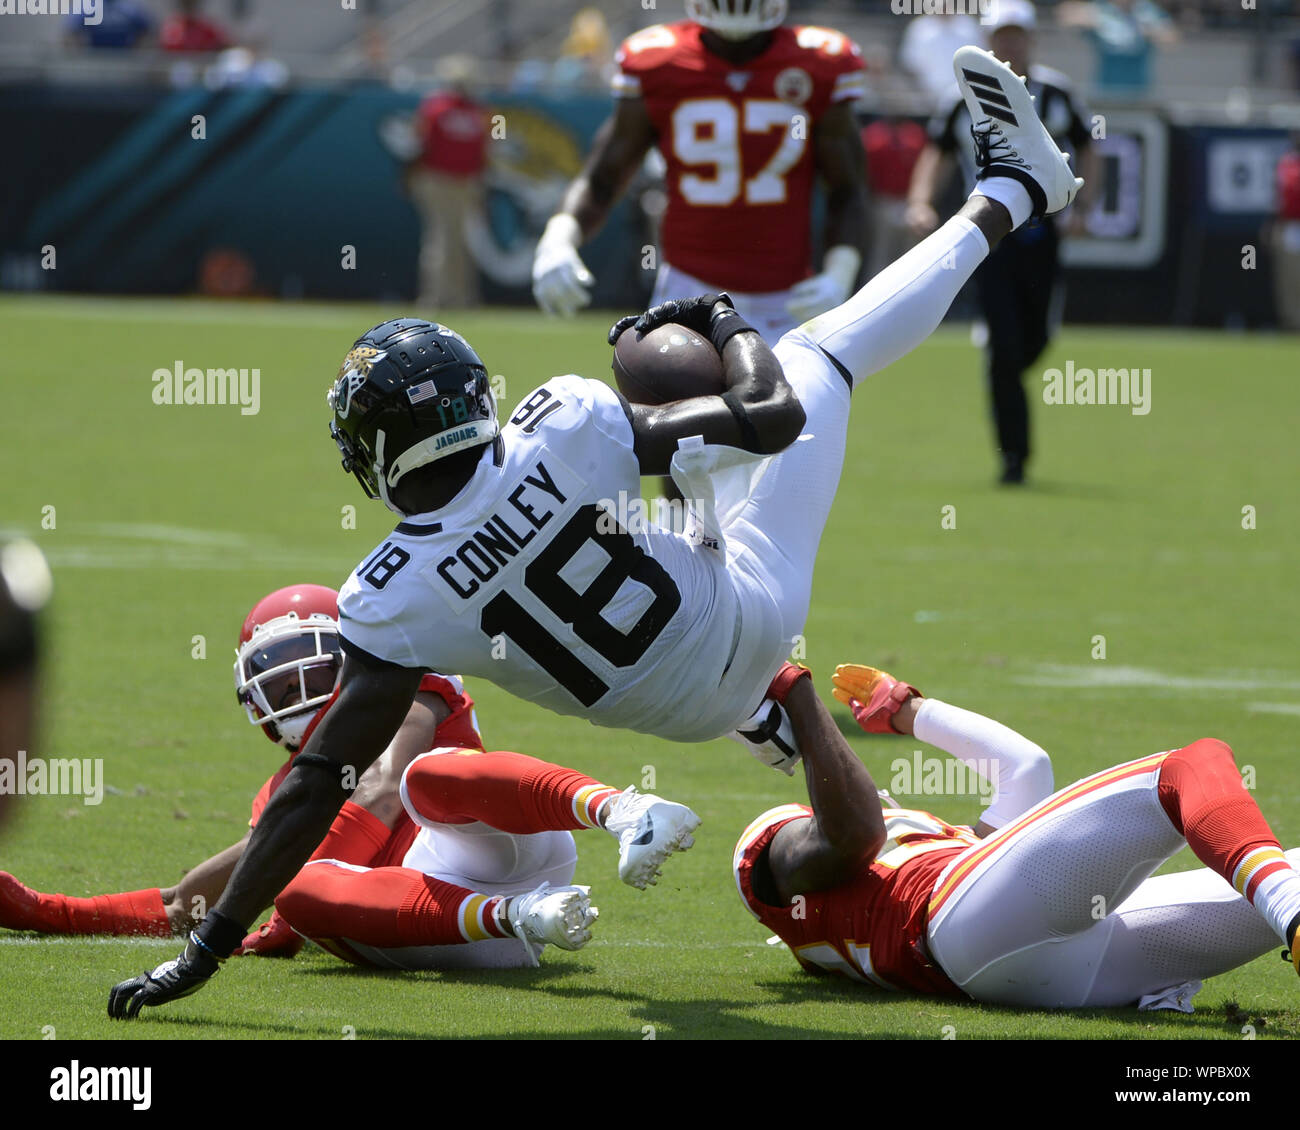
[1,585,697,980]
[533,0,870,343]
[737,663,1300,1009]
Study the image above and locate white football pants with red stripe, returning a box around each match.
[926,751,1290,1009]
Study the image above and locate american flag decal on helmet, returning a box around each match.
[407,379,439,405]
[961,68,1019,127]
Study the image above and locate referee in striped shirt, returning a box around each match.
[906,0,1097,484]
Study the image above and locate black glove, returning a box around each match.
[607,293,734,345]
[107,933,221,1019]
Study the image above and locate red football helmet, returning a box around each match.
[234,584,342,750]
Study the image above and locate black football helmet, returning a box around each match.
[327,319,497,514]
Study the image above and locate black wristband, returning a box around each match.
[293,751,356,795]
[194,909,247,959]
[708,307,757,353]
[720,389,764,453]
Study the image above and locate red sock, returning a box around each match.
[275,863,510,949]
[308,801,391,866]
[0,873,171,936]
[1158,738,1283,897]
[403,750,618,833]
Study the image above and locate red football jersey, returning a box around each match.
[249,673,483,829]
[1278,152,1300,221]
[615,22,866,293]
[417,92,490,178]
[733,803,977,994]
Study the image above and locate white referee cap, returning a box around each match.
[983,0,1037,31]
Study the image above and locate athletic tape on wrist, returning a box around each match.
[194,909,246,959]
[708,307,757,353]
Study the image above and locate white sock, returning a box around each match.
[971,177,1034,230]
[802,215,990,386]
[1234,847,1300,944]
[912,697,1054,830]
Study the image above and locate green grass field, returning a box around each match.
[1,295,1298,1041]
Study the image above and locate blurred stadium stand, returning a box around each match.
[0,0,1297,107]
[2,1,1298,327]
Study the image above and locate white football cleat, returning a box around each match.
[727,698,801,776]
[952,45,1083,219]
[507,882,598,966]
[604,786,701,890]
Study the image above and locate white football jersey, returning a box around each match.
[338,375,784,742]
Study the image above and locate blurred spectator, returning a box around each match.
[206,44,289,89]
[861,115,927,280]
[552,7,614,89]
[1058,0,1178,95]
[1271,135,1300,332]
[898,10,982,109]
[160,0,233,54]
[64,0,153,50]
[406,57,490,309]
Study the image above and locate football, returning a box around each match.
[611,323,726,405]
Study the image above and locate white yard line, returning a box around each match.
[1015,664,1300,692]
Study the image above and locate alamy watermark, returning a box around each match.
[890,0,997,20]
[890,751,998,800]
[0,0,101,25]
[0,752,104,806]
[1041,361,1151,416]
[595,490,700,538]
[152,361,260,415]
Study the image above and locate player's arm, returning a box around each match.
[533,98,657,316]
[564,98,657,241]
[609,296,806,475]
[832,665,1053,837]
[348,689,450,827]
[157,835,250,933]
[108,652,423,1018]
[202,652,423,929]
[765,676,887,905]
[236,688,450,957]
[787,102,869,322]
[904,142,950,238]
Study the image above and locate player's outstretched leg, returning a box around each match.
[1040,850,1300,1009]
[927,738,1300,1007]
[0,872,172,937]
[507,882,598,966]
[798,45,1082,388]
[275,862,597,968]
[707,47,1087,678]
[1157,738,1300,969]
[603,787,701,890]
[401,748,700,890]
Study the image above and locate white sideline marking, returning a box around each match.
[1247,703,1300,716]
[32,547,354,572]
[1015,664,1300,692]
[0,524,354,573]
[82,523,252,547]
